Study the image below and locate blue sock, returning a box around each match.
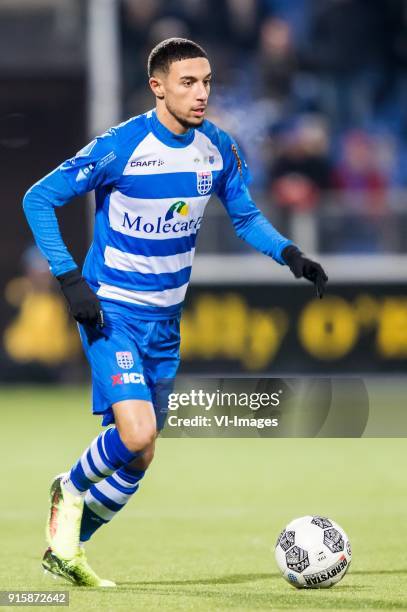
[62,427,137,495]
[79,466,146,542]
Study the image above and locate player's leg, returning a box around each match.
[76,314,181,544]
[79,438,155,543]
[62,398,155,495]
[44,401,155,587]
[43,320,154,587]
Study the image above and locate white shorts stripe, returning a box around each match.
[104,245,195,275]
[97,281,188,307]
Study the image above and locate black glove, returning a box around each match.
[282,245,328,298]
[56,268,104,327]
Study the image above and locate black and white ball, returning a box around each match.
[275,515,352,588]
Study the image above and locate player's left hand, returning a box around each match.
[282,245,328,298]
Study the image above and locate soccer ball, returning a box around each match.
[275,515,352,589]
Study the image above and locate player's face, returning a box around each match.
[157,57,211,129]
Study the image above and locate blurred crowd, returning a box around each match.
[121,0,407,253]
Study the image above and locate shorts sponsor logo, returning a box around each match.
[116,351,134,369]
[111,372,146,386]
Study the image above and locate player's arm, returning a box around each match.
[22,130,119,325]
[216,135,328,298]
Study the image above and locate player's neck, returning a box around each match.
[155,105,190,135]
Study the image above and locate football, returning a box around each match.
[275,515,352,589]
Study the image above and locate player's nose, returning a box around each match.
[196,82,208,101]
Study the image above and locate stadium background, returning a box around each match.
[1,0,407,379]
[1,2,407,610]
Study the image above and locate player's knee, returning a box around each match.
[120,425,156,454]
[128,442,155,471]
[113,399,157,453]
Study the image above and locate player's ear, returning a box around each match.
[149,76,165,100]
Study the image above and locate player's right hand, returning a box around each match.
[56,268,104,327]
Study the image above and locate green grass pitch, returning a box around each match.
[0,385,406,610]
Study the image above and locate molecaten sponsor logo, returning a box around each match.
[121,212,202,235]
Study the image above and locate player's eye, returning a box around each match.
[183,80,192,87]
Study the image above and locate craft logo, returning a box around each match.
[197,170,212,195]
[165,201,189,221]
[130,159,164,167]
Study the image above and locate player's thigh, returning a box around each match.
[78,322,152,411]
[112,399,157,452]
[144,355,180,432]
[146,318,181,431]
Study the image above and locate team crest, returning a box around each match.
[197,170,212,195]
[116,351,134,370]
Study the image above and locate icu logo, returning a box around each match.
[116,351,134,369]
[111,372,146,386]
[197,170,212,195]
[165,200,189,221]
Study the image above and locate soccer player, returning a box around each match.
[23,38,327,587]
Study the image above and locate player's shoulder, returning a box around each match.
[107,112,150,147]
[198,119,250,182]
[197,119,234,154]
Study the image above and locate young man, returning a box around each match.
[23,38,327,587]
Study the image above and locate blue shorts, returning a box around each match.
[78,301,181,429]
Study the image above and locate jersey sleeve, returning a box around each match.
[22,129,121,276]
[215,132,252,203]
[56,128,120,196]
[215,131,293,264]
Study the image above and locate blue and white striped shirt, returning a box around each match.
[23,109,292,319]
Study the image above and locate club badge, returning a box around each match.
[197,170,212,195]
[116,351,134,370]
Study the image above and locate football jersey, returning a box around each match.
[23,109,292,319]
